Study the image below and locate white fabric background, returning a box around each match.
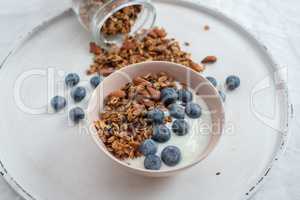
[0,0,299,199]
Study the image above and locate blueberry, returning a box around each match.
[69,107,85,123]
[226,75,240,90]
[148,109,164,124]
[152,125,171,143]
[168,103,185,119]
[219,90,226,102]
[206,76,217,87]
[139,139,157,156]
[177,88,193,103]
[51,96,66,111]
[90,75,103,88]
[160,87,178,106]
[144,155,161,170]
[71,86,86,102]
[185,102,202,119]
[172,119,189,136]
[65,73,80,87]
[161,146,181,166]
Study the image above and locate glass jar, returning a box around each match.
[72,0,156,48]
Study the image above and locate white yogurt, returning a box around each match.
[124,90,213,170]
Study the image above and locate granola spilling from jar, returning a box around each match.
[87,28,205,77]
[101,5,142,36]
[94,72,176,160]
[79,0,141,36]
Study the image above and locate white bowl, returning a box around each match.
[87,61,225,177]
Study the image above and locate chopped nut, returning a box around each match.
[138,89,151,99]
[110,90,126,98]
[190,63,205,72]
[90,42,102,55]
[98,68,115,76]
[133,77,152,86]
[201,56,217,64]
[146,86,161,100]
[153,28,167,37]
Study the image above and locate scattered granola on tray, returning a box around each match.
[87,28,205,77]
[94,72,177,160]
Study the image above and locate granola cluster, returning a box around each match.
[87,28,205,76]
[101,5,142,36]
[79,0,141,36]
[94,72,176,160]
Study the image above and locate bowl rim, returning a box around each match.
[87,61,225,174]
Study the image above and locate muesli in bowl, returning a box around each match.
[87,61,225,177]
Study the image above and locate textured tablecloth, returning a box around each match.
[0,0,299,199]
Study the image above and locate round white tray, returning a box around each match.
[0,0,291,200]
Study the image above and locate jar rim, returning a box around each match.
[91,0,156,49]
